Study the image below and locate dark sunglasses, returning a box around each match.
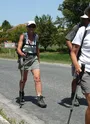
[27,24,36,28]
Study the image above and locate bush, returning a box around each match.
[0,48,15,53]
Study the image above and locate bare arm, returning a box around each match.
[17,34,26,57]
[66,40,72,51]
[70,44,81,75]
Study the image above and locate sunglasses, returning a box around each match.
[27,24,36,28]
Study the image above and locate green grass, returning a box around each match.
[40,52,71,64]
[0,47,71,64]
[0,108,25,124]
[0,52,71,64]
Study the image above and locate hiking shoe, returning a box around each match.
[37,95,47,108]
[19,91,25,102]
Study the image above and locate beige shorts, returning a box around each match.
[80,72,90,94]
[24,59,40,70]
[18,57,40,71]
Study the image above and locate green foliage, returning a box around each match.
[0,32,8,43]
[35,15,57,50]
[0,48,15,53]
[54,17,66,28]
[0,20,26,43]
[7,24,27,43]
[55,28,66,50]
[58,0,90,27]
[40,52,71,64]
[2,20,12,31]
[0,108,25,124]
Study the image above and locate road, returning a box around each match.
[0,59,87,124]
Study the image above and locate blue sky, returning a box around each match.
[0,0,63,26]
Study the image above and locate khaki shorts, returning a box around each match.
[24,59,40,70]
[80,72,90,94]
[18,57,40,71]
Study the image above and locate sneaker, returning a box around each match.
[71,93,80,106]
[19,91,25,102]
[37,95,47,108]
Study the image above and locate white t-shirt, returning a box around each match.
[72,23,90,72]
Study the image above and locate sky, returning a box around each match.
[0,0,63,26]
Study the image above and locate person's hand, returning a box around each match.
[75,66,82,75]
[20,52,26,57]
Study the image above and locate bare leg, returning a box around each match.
[72,78,77,93]
[31,69,47,108]
[31,69,42,96]
[19,70,28,91]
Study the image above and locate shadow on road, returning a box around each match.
[58,97,88,108]
[16,95,38,107]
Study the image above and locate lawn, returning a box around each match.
[0,48,71,64]
[40,52,71,64]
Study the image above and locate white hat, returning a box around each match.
[80,14,89,19]
[26,21,36,27]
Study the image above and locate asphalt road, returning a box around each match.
[0,59,88,124]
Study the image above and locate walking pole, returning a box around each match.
[67,64,85,124]
[19,58,24,108]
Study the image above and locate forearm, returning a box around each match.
[70,51,79,68]
[66,40,72,51]
[17,47,23,55]
[70,51,81,75]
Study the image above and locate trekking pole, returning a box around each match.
[67,64,85,124]
[19,58,24,108]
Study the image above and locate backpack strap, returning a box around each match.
[34,34,38,44]
[77,29,87,59]
[80,29,87,48]
[23,33,28,45]
[23,33,38,45]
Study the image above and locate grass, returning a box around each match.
[0,108,25,124]
[0,47,71,64]
[0,52,71,64]
[40,52,71,64]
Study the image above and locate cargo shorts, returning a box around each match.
[18,56,40,71]
[80,72,90,94]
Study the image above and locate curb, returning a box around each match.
[0,93,45,124]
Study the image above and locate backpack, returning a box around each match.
[65,23,81,42]
[65,23,87,59]
[17,33,38,62]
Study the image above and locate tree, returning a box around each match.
[2,20,12,31]
[52,27,66,51]
[58,0,90,27]
[35,15,57,51]
[54,16,67,28]
[7,24,26,43]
